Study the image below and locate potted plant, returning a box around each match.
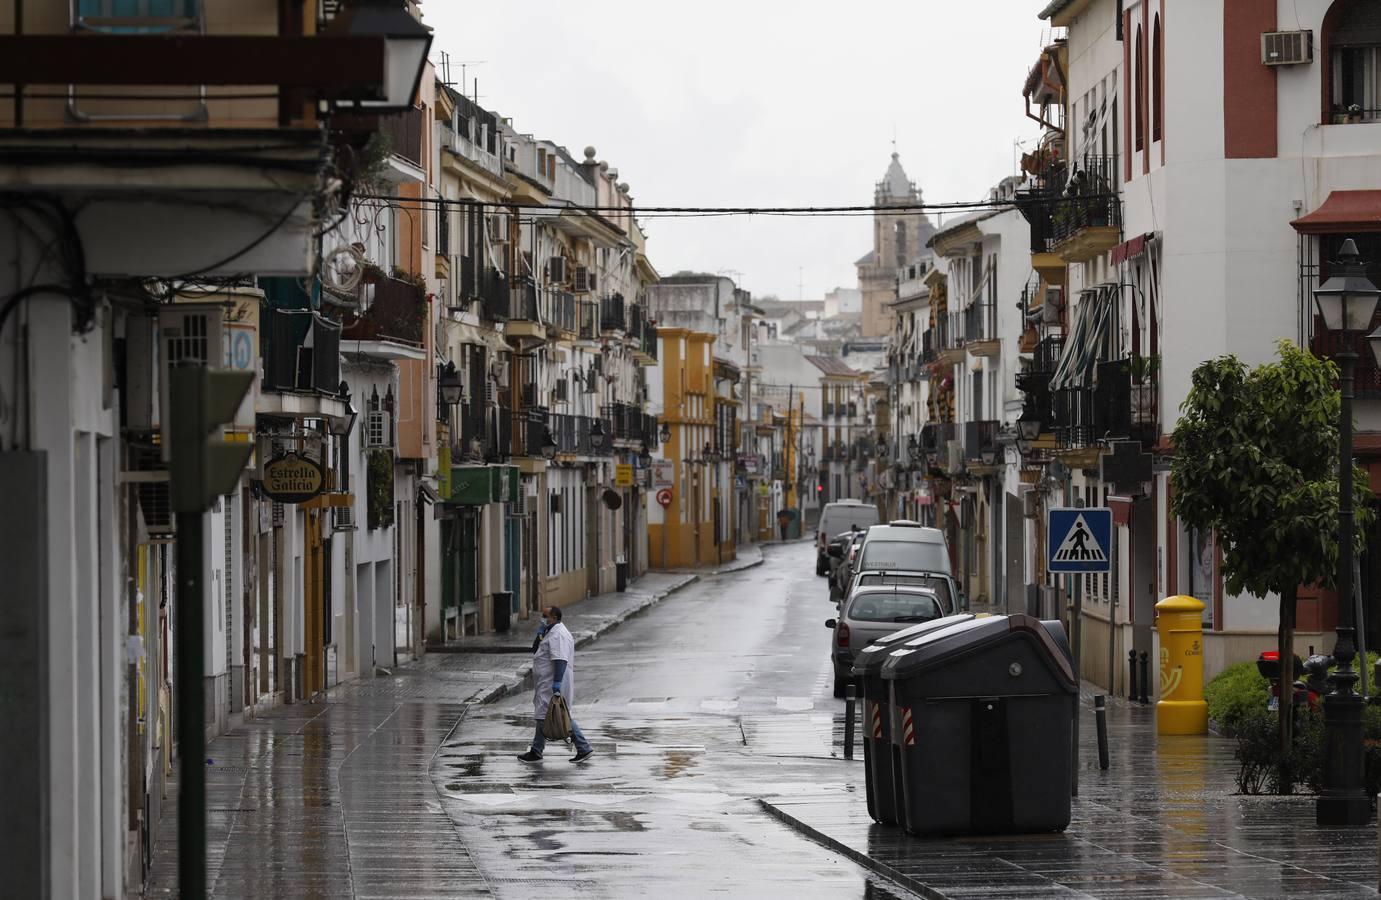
[1347,103,1364,124]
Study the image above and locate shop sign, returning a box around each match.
[652,459,675,488]
[738,454,759,474]
[261,451,325,504]
[614,464,635,487]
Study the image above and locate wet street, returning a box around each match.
[435,544,910,897]
[149,544,915,898]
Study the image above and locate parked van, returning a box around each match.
[815,500,880,575]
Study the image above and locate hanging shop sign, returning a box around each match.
[261,451,325,504]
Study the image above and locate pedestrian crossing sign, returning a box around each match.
[1047,507,1113,573]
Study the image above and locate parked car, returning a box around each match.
[848,570,959,616]
[815,500,880,575]
[825,585,947,697]
[827,530,867,601]
[853,522,951,577]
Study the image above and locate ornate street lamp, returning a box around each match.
[326,0,433,113]
[1017,413,1042,442]
[590,419,607,450]
[539,428,558,461]
[331,380,359,437]
[638,443,652,468]
[658,421,672,443]
[438,361,463,406]
[980,446,997,467]
[1313,237,1381,828]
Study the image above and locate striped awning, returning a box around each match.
[1050,286,1116,390]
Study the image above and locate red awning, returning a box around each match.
[1110,233,1149,265]
[1290,191,1381,235]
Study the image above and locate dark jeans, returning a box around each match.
[532,718,592,756]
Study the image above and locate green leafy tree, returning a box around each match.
[1171,340,1371,771]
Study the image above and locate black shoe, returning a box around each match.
[570,748,594,764]
[516,750,543,762]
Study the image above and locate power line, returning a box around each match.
[352,192,1023,218]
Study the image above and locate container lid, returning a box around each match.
[1155,594,1204,613]
[851,614,974,675]
[879,613,1077,691]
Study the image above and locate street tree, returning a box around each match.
[1171,340,1370,767]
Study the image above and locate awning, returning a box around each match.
[1050,285,1116,390]
[1110,233,1152,265]
[1290,191,1381,235]
[450,321,510,354]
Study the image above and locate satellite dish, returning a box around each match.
[321,244,366,309]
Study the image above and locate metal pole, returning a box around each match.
[1094,694,1109,769]
[1071,572,1082,798]
[176,510,206,900]
[844,682,856,760]
[1320,348,1368,827]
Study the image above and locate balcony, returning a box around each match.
[920,330,937,365]
[512,407,550,460]
[936,316,965,365]
[506,277,544,344]
[962,420,1000,464]
[547,413,615,458]
[961,300,999,358]
[341,270,427,354]
[379,105,425,172]
[1312,317,1381,399]
[1050,155,1121,263]
[578,301,598,341]
[545,290,577,335]
[478,267,507,323]
[600,293,627,333]
[1015,160,1067,279]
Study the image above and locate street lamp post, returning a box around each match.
[1313,238,1381,828]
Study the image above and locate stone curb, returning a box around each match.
[757,799,951,900]
[471,573,702,706]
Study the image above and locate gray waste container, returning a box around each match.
[881,613,1077,836]
[852,615,974,826]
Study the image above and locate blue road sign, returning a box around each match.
[1047,507,1113,574]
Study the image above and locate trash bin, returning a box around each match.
[616,560,629,592]
[492,591,513,633]
[852,615,975,825]
[882,613,1077,836]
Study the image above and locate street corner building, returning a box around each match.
[0,2,666,895]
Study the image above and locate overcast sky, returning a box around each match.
[425,2,1055,301]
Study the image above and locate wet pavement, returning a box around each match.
[146,540,1378,899]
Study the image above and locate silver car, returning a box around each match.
[826,586,946,697]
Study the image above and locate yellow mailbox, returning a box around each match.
[1155,595,1209,735]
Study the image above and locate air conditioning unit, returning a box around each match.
[509,489,527,517]
[572,266,592,293]
[945,439,965,475]
[157,303,227,459]
[1262,30,1313,66]
[548,256,567,284]
[484,380,496,404]
[332,504,357,532]
[125,315,159,432]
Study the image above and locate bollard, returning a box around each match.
[1138,652,1151,705]
[1128,649,1139,701]
[1154,595,1209,734]
[843,682,856,760]
[1094,695,1110,770]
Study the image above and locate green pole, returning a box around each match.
[175,510,206,899]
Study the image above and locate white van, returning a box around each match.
[815,500,880,575]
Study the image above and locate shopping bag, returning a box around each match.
[543,693,572,741]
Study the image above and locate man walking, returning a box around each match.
[517,605,594,764]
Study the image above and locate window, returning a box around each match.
[845,590,943,624]
[1135,24,1146,151]
[1152,14,1164,142]
[1327,0,1381,122]
[858,540,950,574]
